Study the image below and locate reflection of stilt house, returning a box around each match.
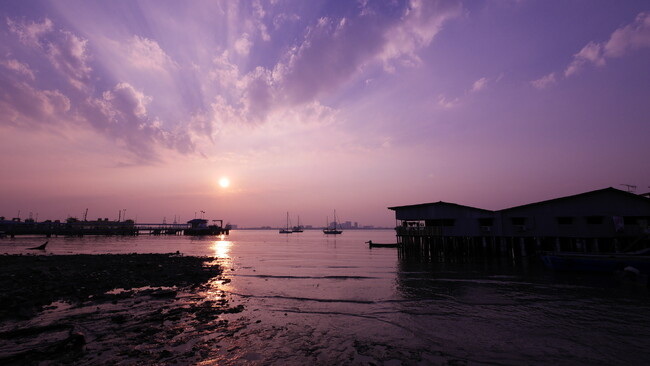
[389,187,650,259]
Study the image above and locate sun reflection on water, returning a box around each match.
[212,237,232,260]
[203,237,235,302]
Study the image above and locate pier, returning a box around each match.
[0,217,229,237]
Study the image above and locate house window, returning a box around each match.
[557,217,573,225]
[586,216,603,225]
[442,219,455,227]
[478,218,494,226]
[511,217,526,225]
[425,219,455,227]
[624,217,637,225]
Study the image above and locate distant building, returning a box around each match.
[187,219,208,229]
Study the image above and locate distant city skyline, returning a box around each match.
[1,1,649,227]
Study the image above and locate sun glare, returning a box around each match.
[219,177,230,188]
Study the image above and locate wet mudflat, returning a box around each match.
[0,254,244,365]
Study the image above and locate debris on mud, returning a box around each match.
[0,254,243,365]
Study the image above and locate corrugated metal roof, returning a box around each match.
[388,201,494,213]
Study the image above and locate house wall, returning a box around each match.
[499,191,650,238]
[391,189,650,239]
[393,203,495,237]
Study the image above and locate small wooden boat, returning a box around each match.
[28,241,48,250]
[366,240,399,248]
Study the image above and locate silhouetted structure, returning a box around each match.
[0,217,137,237]
[0,217,229,237]
[184,219,229,236]
[389,187,650,259]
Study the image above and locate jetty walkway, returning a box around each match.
[0,219,229,237]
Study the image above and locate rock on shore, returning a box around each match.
[0,254,243,365]
[0,253,222,320]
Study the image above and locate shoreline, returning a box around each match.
[0,253,243,365]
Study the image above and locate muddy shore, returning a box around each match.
[0,254,244,365]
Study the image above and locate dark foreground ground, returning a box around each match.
[0,254,244,365]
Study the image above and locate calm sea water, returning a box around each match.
[2,230,650,365]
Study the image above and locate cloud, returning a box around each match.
[274,0,461,105]
[379,0,463,71]
[82,82,194,162]
[7,17,92,89]
[47,30,92,89]
[234,33,253,56]
[436,75,493,107]
[470,77,488,92]
[202,1,463,130]
[6,17,53,46]
[0,79,71,128]
[3,17,195,162]
[564,41,605,77]
[530,72,557,89]
[274,15,384,105]
[603,12,650,58]
[273,13,300,29]
[535,12,650,87]
[126,36,176,72]
[0,59,35,80]
[3,2,463,163]
[437,94,460,109]
[207,50,274,126]
[0,60,71,128]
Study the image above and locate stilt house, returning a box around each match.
[389,187,650,258]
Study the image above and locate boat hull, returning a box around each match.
[542,252,650,274]
[368,243,399,248]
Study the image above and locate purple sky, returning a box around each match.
[1,1,649,227]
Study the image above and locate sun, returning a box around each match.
[219,177,230,188]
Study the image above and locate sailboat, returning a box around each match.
[292,215,303,233]
[323,210,342,235]
[279,212,292,234]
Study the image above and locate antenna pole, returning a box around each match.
[620,184,637,193]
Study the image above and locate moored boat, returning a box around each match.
[279,212,292,234]
[323,210,342,235]
[366,240,400,248]
[292,215,303,232]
